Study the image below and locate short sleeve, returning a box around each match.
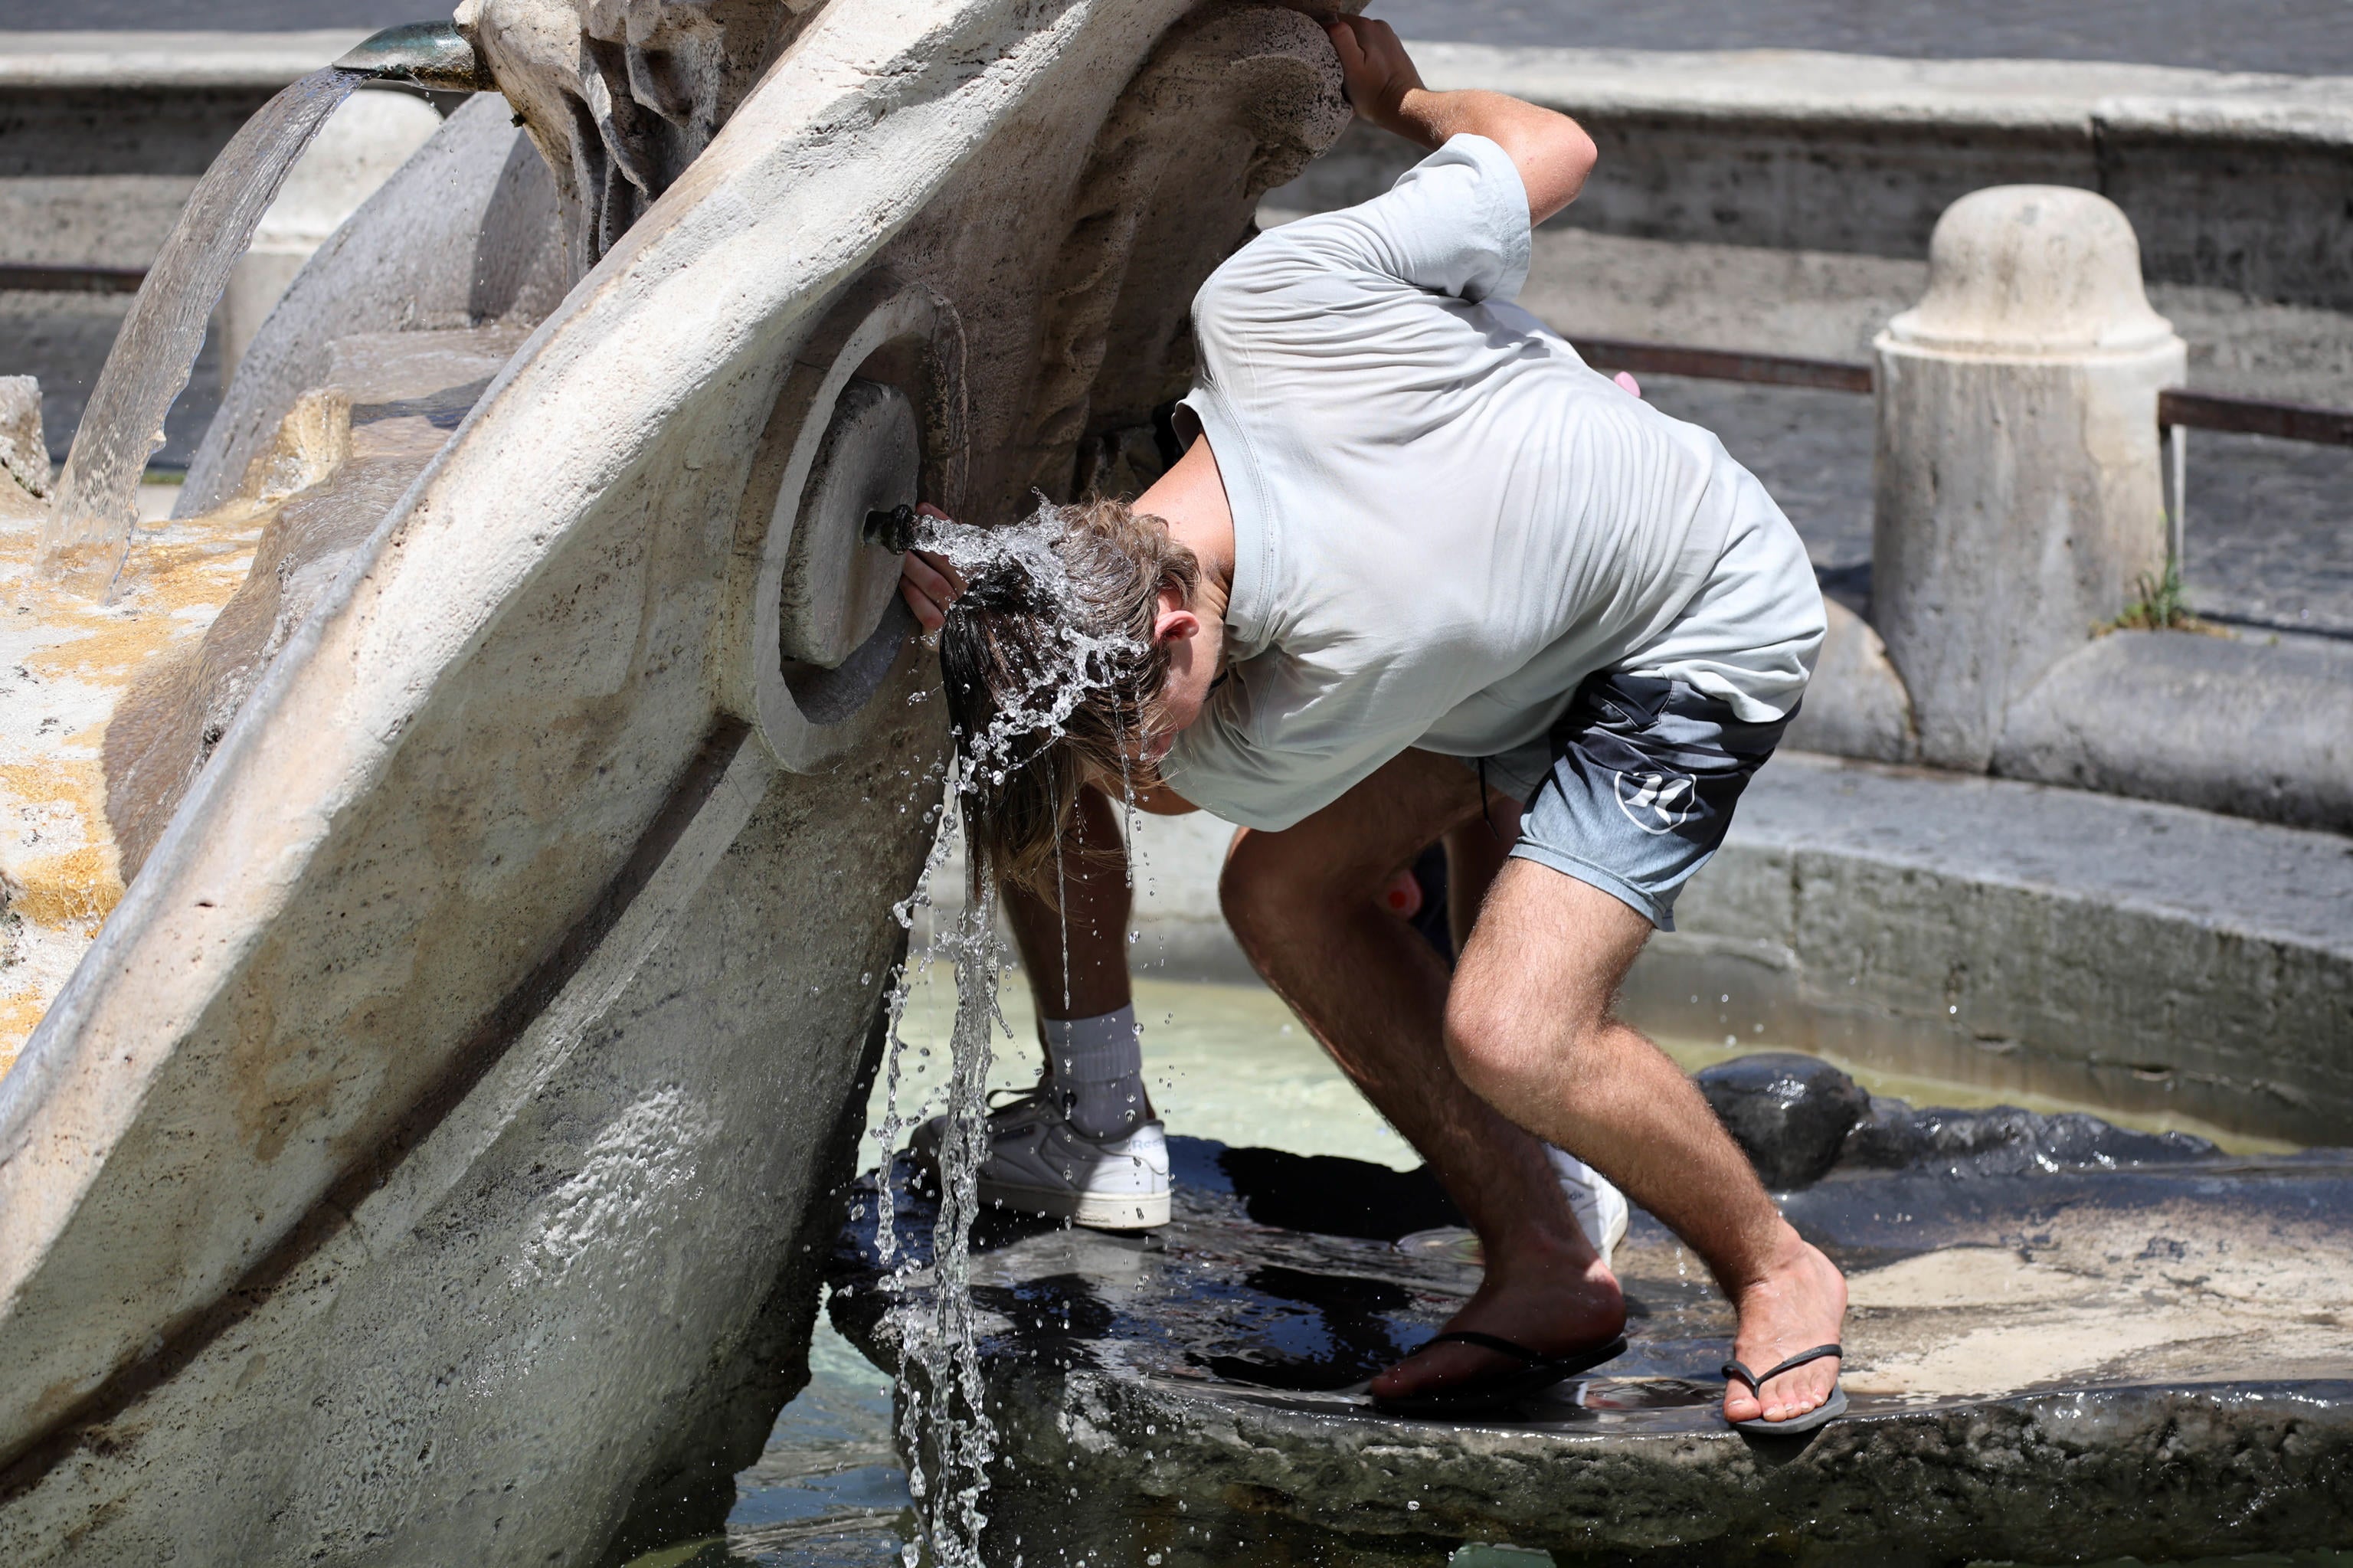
[1160,651,1451,833]
[1247,133,1532,305]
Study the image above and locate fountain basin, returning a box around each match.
[833,1121,2353,1566]
[0,3,1356,1561]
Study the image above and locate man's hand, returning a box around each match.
[1324,15,1425,136]
[1323,13,1596,224]
[898,502,964,633]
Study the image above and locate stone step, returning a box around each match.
[1652,751,2353,1145]
[1271,43,2353,312]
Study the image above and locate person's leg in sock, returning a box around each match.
[1001,784,1153,1134]
[922,783,1167,1229]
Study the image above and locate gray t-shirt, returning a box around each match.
[1163,134,1824,832]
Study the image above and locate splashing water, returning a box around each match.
[36,66,365,597]
[863,499,1158,1566]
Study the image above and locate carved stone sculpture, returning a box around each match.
[0,2,1347,1562]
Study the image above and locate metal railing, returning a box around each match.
[0,265,2342,555]
[1569,337,1874,396]
[1572,337,2353,565]
[0,263,148,294]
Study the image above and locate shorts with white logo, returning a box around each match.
[1491,670,1795,931]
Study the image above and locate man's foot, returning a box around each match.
[1723,1232,1847,1426]
[1369,1242,1625,1404]
[911,1086,1171,1229]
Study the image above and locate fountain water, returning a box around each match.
[31,24,496,600]
[33,67,365,597]
[859,499,1182,1566]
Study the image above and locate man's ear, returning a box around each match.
[1153,605,1201,647]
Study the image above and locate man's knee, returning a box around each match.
[1219,836,1300,957]
[1443,978,1605,1102]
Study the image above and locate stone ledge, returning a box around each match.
[1271,44,2353,309]
[1405,44,2353,143]
[1993,628,2353,833]
[0,31,368,90]
[1649,751,2353,1144]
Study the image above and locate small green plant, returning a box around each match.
[2104,555,2211,635]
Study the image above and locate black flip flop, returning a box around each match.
[1722,1343,1847,1435]
[1371,1330,1630,1417]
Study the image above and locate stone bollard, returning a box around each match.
[217,90,443,391]
[0,375,48,510]
[1872,185,2186,772]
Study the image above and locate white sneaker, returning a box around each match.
[912,1085,1172,1230]
[1546,1145,1630,1269]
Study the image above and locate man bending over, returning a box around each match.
[902,17,1844,1432]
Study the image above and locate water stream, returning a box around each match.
[856,502,1164,1567]
[34,66,365,598]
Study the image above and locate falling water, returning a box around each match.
[35,66,365,598]
[864,502,1160,1566]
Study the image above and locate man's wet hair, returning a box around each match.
[939,497,1198,902]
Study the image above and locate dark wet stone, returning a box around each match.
[1216,1147,1463,1242]
[1697,1052,1872,1188]
[831,1121,2353,1567]
[1840,1095,2220,1174]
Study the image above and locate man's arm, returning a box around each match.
[1325,16,1596,225]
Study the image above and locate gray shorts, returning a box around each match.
[1480,670,1795,931]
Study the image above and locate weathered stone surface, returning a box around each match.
[104,329,528,881]
[0,444,278,1076]
[1994,627,2353,834]
[1780,597,1916,766]
[1640,751,2353,1147]
[833,1125,2353,1566]
[0,377,48,501]
[0,2,1351,1562]
[1872,185,2186,772]
[455,0,824,273]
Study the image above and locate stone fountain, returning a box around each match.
[0,2,1347,1561]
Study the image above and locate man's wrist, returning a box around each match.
[1377,86,1451,150]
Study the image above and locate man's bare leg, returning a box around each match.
[1220,752,1625,1395]
[1446,862,1847,1425]
[1441,802,1522,951]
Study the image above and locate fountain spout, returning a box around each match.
[333,21,497,93]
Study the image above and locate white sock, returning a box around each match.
[1042,1005,1149,1139]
